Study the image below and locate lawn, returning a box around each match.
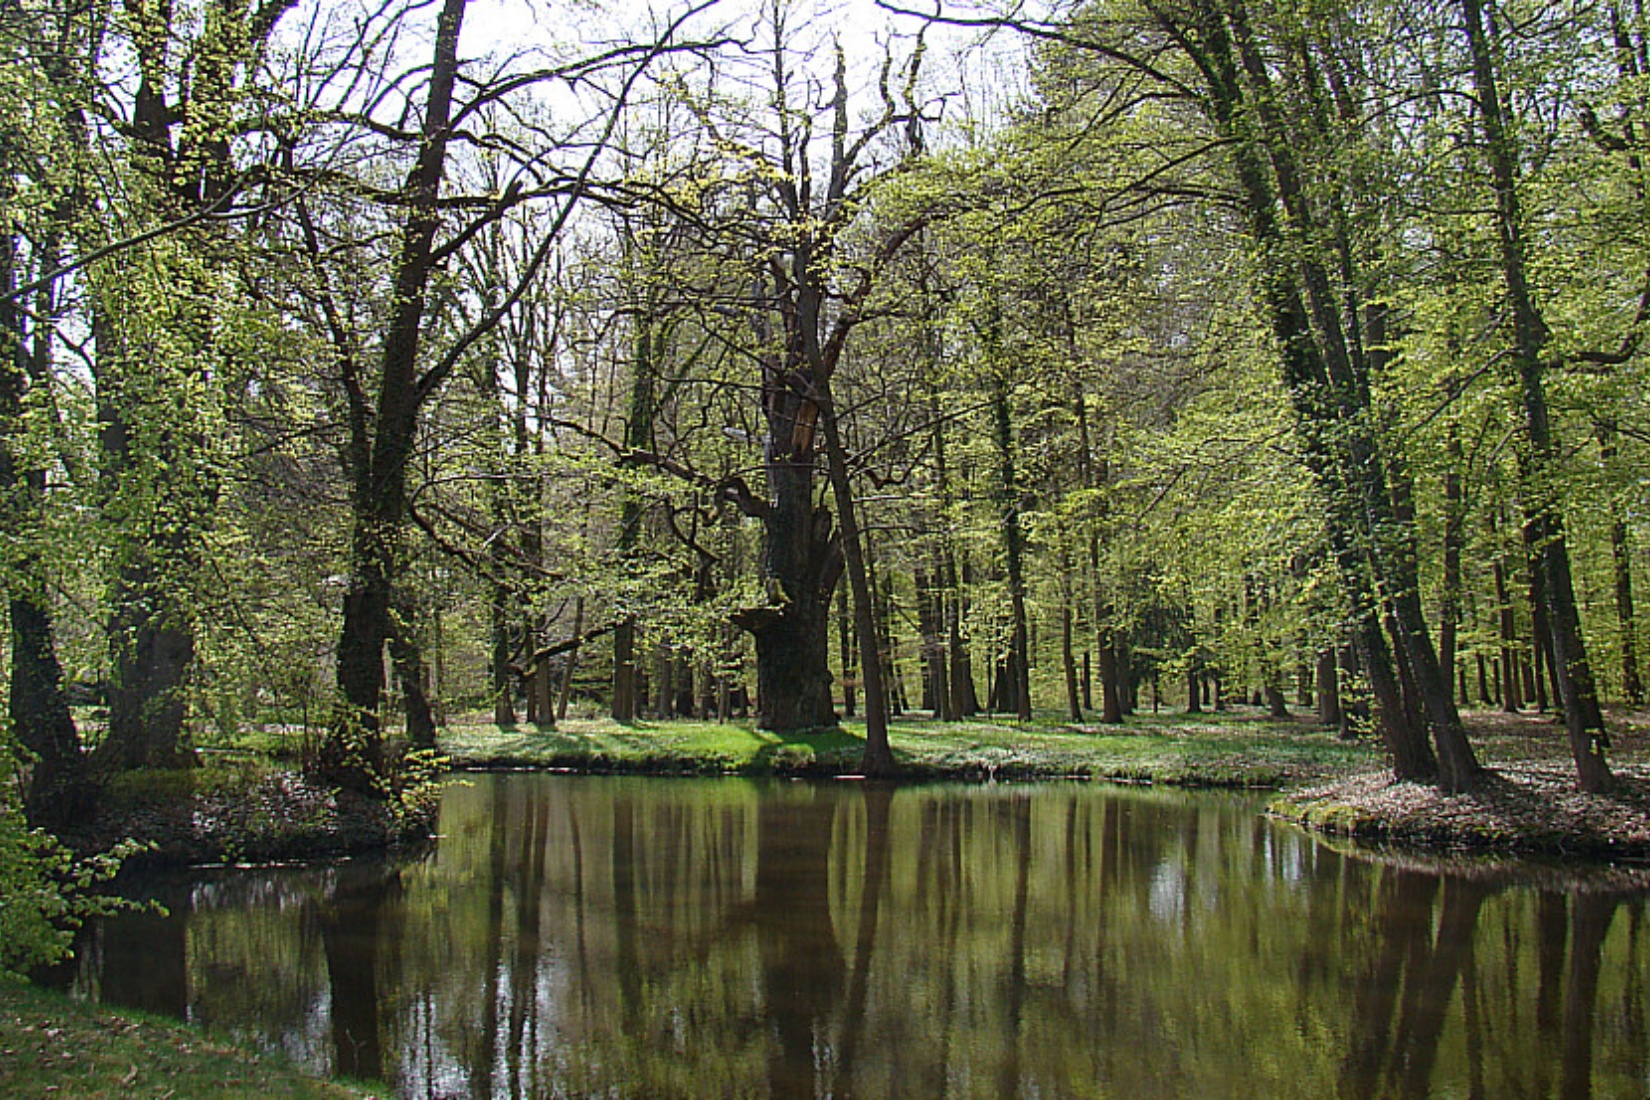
[435,706,1380,787]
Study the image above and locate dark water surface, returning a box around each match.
[59,774,1650,1098]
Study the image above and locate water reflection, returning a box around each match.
[60,776,1650,1099]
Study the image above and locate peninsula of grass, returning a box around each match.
[436,707,1377,787]
[0,980,380,1099]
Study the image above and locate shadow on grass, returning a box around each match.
[747,726,865,775]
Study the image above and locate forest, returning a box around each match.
[4,0,1650,848]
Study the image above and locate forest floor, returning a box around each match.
[1271,708,1650,859]
[0,980,380,1099]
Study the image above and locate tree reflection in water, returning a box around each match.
[58,776,1650,1099]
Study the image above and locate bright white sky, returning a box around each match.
[454,0,1030,130]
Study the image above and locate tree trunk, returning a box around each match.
[1495,552,1523,713]
[389,613,436,749]
[1316,648,1341,728]
[1462,0,1612,791]
[837,583,857,718]
[735,274,840,732]
[991,374,1033,722]
[1440,422,1465,702]
[322,0,467,792]
[97,299,200,771]
[555,598,583,723]
[612,619,639,722]
[875,568,907,718]
[1599,422,1643,704]
[1194,3,1456,786]
[1061,568,1082,723]
[1098,634,1124,724]
[817,377,892,774]
[2,280,93,820]
[950,554,980,717]
[0,164,92,831]
[1265,682,1290,718]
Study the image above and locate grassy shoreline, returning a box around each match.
[436,708,1374,785]
[59,705,1650,869]
[0,980,381,1099]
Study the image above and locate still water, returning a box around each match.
[59,775,1650,1099]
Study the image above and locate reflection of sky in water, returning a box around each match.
[1149,860,1184,924]
[65,776,1650,1100]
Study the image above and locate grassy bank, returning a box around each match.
[437,707,1374,786]
[73,705,1650,869]
[0,981,379,1099]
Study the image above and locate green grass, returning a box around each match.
[435,707,1379,788]
[0,981,381,1099]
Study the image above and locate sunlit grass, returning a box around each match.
[433,706,1379,787]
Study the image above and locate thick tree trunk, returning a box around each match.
[739,449,840,731]
[1,204,91,830]
[749,602,837,730]
[1265,682,1290,718]
[105,578,197,769]
[1098,635,1124,724]
[96,308,201,771]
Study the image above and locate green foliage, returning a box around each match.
[0,757,139,977]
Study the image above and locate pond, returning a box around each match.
[54,774,1650,1099]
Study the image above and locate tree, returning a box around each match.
[300,0,714,789]
[1460,0,1612,791]
[684,5,927,764]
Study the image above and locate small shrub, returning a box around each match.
[0,797,144,978]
